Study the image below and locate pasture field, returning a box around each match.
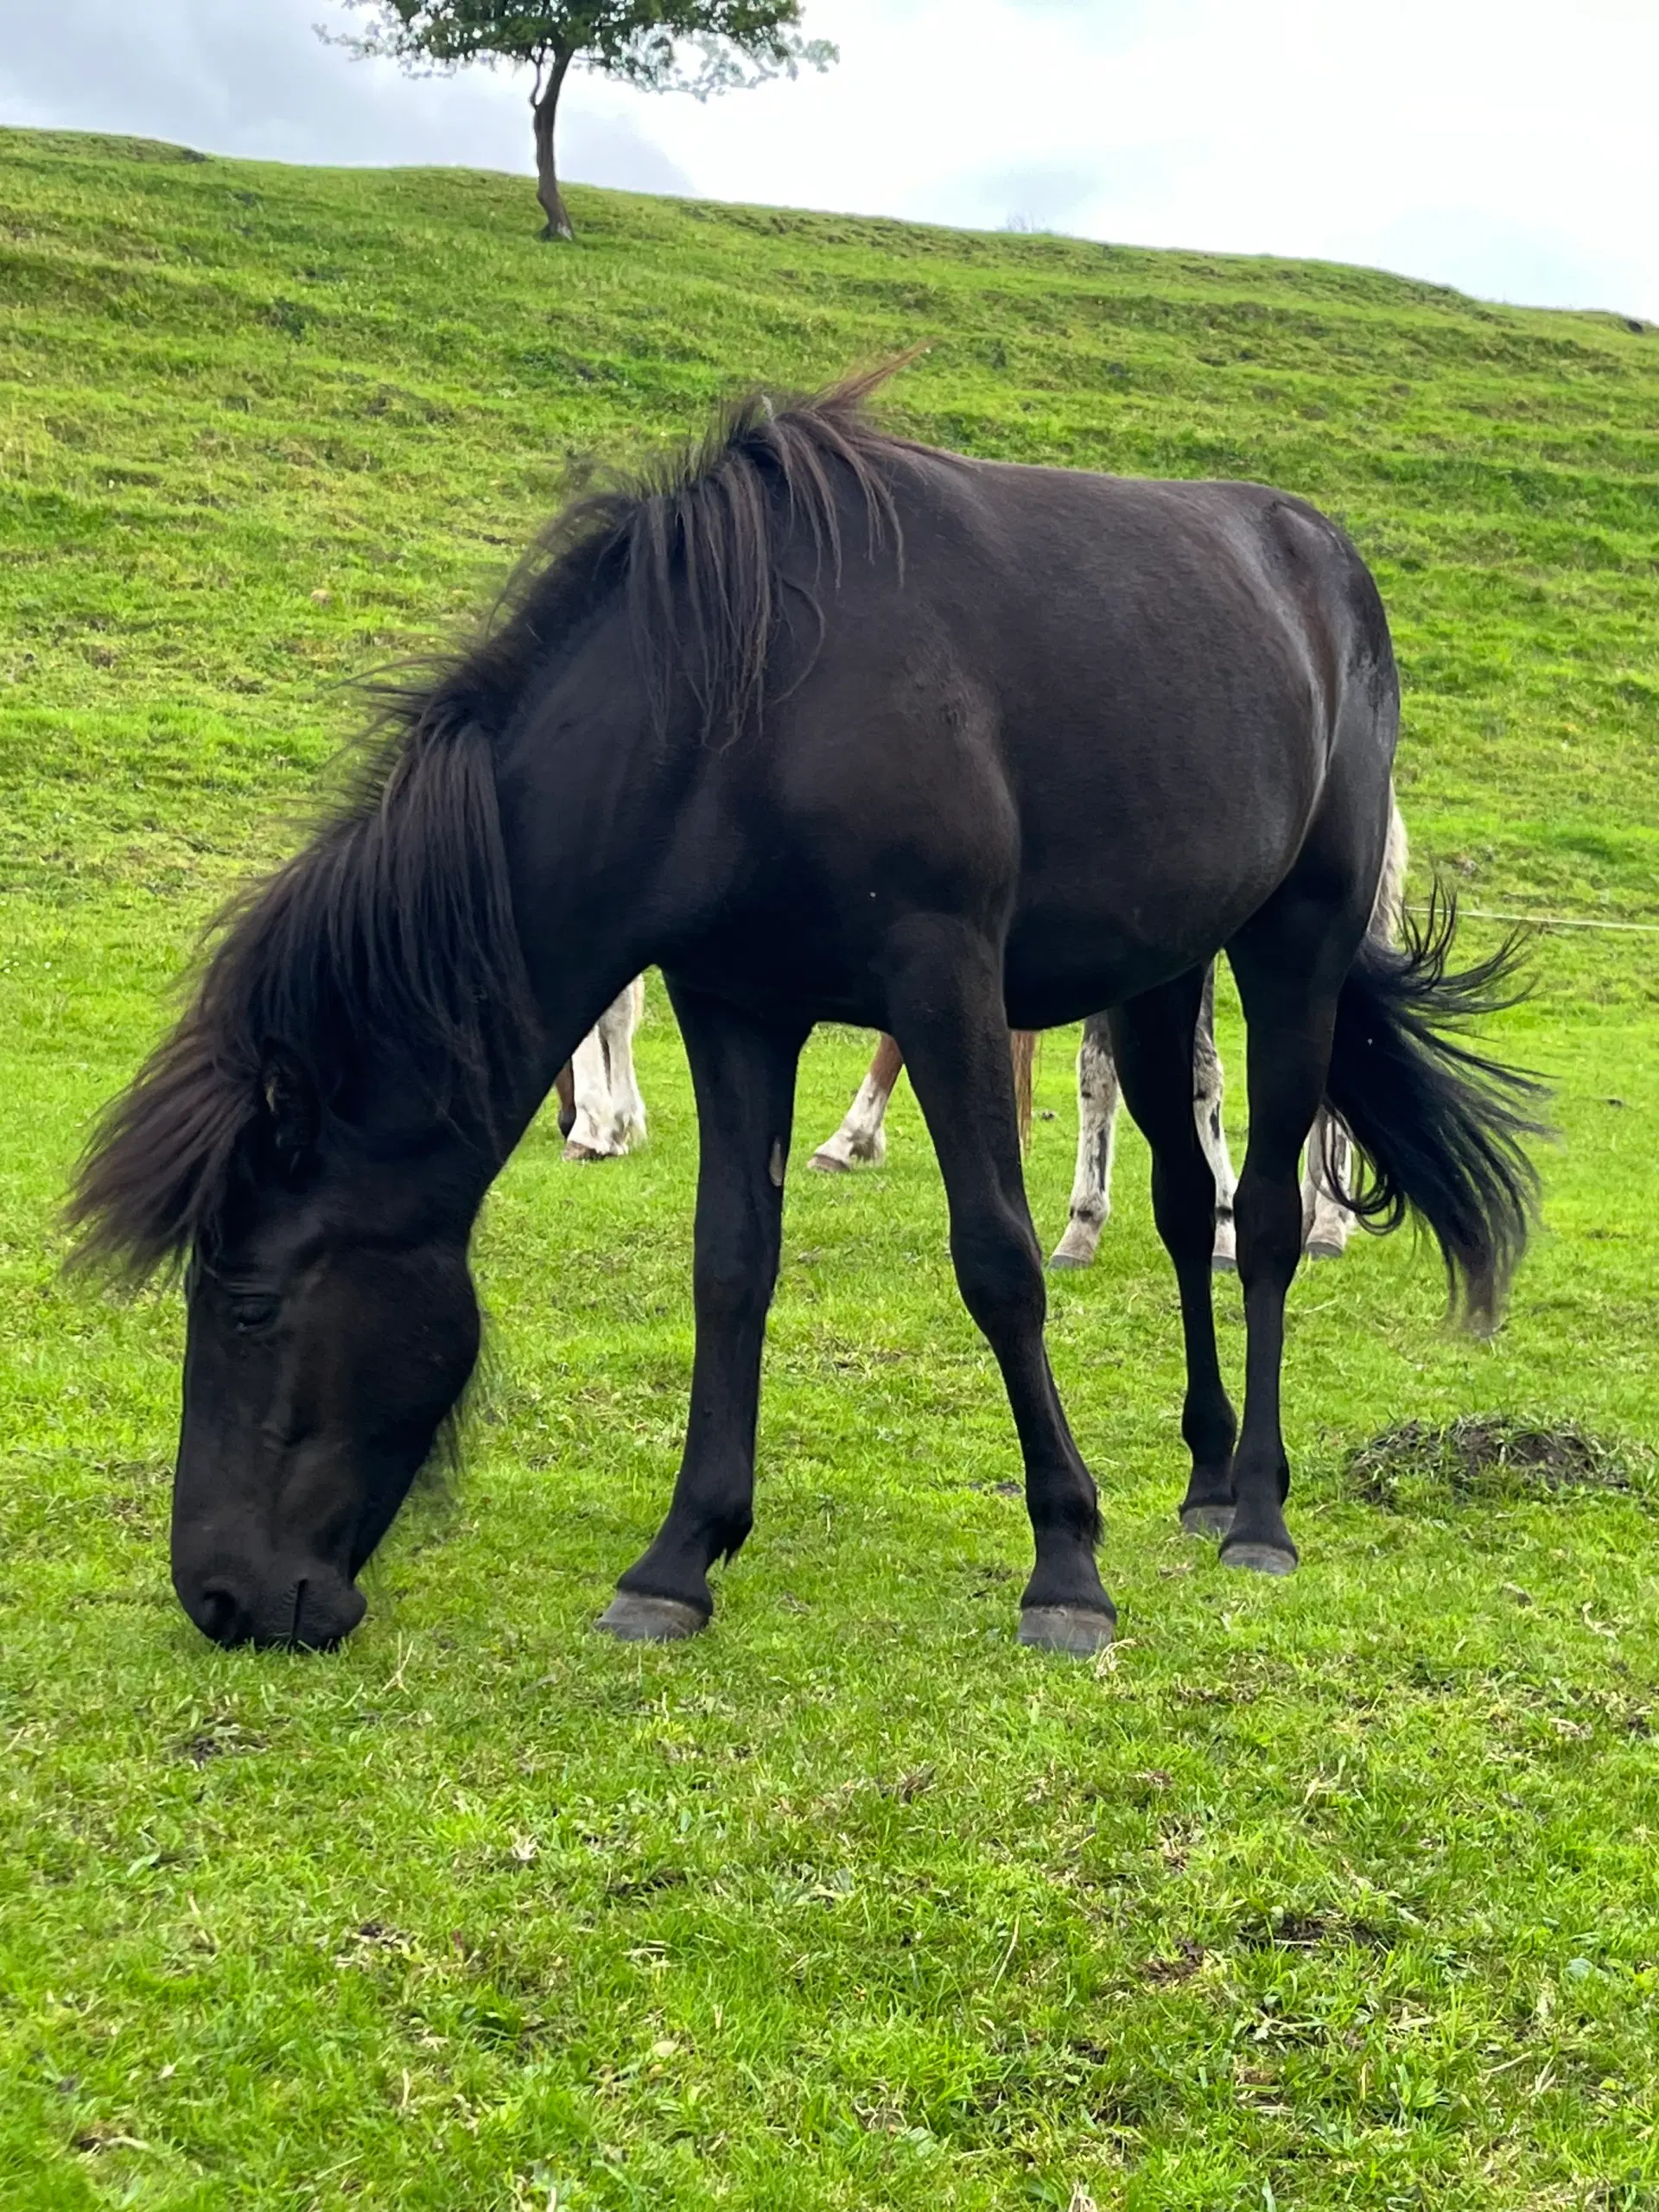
[3,128,1659,2210]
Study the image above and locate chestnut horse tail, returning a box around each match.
[1010,1028,1038,1154]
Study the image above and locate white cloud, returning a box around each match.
[2,0,1654,320]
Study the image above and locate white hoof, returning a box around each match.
[1049,1226,1101,1270]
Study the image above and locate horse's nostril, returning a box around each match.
[195,1582,246,1646]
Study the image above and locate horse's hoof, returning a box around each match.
[1211,1252,1237,1275]
[807,1150,850,1174]
[563,1141,608,1163]
[1218,1540,1298,1577]
[1304,1237,1344,1262]
[594,1593,708,1642]
[1017,1604,1116,1656]
[1048,1250,1091,1271]
[1180,1503,1236,1538]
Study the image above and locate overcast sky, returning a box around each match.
[3,0,1655,323]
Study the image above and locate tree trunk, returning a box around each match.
[531,48,575,242]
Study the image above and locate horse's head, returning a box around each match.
[169,1058,483,1649]
[67,695,538,1650]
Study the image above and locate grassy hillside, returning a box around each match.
[3,130,1659,2212]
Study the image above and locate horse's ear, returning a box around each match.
[258,1049,321,1175]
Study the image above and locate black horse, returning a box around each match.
[70,366,1544,1656]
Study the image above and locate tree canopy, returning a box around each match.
[331,3,837,238]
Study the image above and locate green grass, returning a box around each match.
[3,129,1659,2210]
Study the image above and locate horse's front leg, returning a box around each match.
[887,920,1115,1655]
[597,984,808,1642]
[564,979,647,1160]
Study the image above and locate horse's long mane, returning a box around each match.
[67,363,915,1281]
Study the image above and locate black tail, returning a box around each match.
[1322,887,1549,1331]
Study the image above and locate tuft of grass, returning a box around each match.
[3,128,1659,2212]
[1345,1414,1652,1510]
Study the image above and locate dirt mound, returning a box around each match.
[1345,1415,1648,1511]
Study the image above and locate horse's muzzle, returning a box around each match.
[175,1558,366,1649]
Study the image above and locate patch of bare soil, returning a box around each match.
[1344,1415,1649,1511]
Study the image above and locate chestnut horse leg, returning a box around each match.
[808,1032,905,1171]
[553,1059,576,1141]
[811,1027,1037,1174]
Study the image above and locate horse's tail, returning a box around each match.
[1009,1029,1038,1154]
[1320,885,1548,1331]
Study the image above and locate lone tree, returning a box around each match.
[329,3,837,242]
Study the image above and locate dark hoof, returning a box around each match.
[807,1150,850,1174]
[1219,1540,1298,1578]
[1017,1604,1116,1656]
[1304,1237,1344,1262]
[594,1593,708,1642]
[563,1141,608,1163]
[1180,1503,1236,1538]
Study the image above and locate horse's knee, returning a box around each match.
[953,1215,1046,1338]
[1234,1171,1305,1288]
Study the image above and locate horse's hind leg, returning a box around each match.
[1050,1014,1121,1268]
[886,922,1114,1655]
[1109,976,1239,1536]
[1219,913,1358,1576]
[597,984,808,1641]
[810,1032,904,1172]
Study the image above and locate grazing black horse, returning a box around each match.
[70,366,1544,1656]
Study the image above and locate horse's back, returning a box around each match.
[766,452,1398,1024]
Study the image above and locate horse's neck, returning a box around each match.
[495,693,683,1084]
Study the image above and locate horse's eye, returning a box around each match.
[228,1294,279,1332]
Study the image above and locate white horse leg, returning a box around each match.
[1303,1109,1353,1259]
[606,974,648,1149]
[564,978,648,1160]
[1192,967,1239,1272]
[1050,1014,1120,1268]
[810,1033,903,1173]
